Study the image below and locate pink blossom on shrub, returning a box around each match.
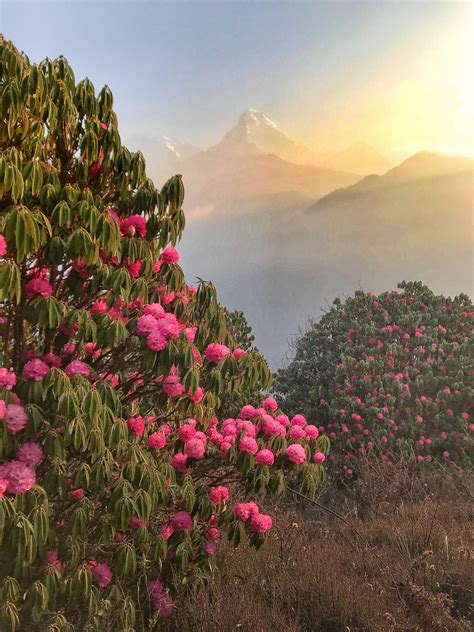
[23,358,49,381]
[239,436,258,455]
[240,405,256,420]
[205,343,230,364]
[127,416,145,438]
[163,374,184,397]
[91,563,112,587]
[17,442,43,467]
[171,453,188,473]
[291,414,307,427]
[234,501,259,521]
[305,425,319,439]
[189,386,204,403]
[204,543,216,557]
[119,214,147,237]
[65,360,90,377]
[5,404,27,434]
[313,452,326,464]
[233,348,246,359]
[69,488,84,499]
[147,329,168,352]
[185,438,206,459]
[171,511,192,532]
[249,513,273,533]
[0,368,16,390]
[0,399,5,419]
[136,314,159,335]
[0,460,36,494]
[263,396,278,412]
[26,278,53,299]
[209,486,229,504]
[148,431,166,449]
[43,353,62,368]
[255,449,274,466]
[0,234,7,257]
[286,444,306,464]
[161,247,180,264]
[0,479,8,499]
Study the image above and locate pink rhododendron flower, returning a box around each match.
[136,314,159,335]
[263,396,278,412]
[233,348,246,359]
[0,460,36,494]
[305,425,319,439]
[69,488,84,500]
[0,399,5,419]
[127,416,145,438]
[204,543,216,557]
[255,449,274,466]
[185,438,206,459]
[43,550,62,571]
[42,353,62,368]
[240,405,256,420]
[234,501,260,521]
[171,452,188,473]
[148,431,166,449]
[249,513,273,533]
[91,563,112,587]
[0,479,8,499]
[239,436,258,455]
[147,329,168,352]
[159,523,174,540]
[162,374,184,397]
[206,527,220,541]
[205,343,230,364]
[313,452,326,464]
[209,486,229,504]
[286,444,306,464]
[17,442,43,467]
[0,234,7,257]
[144,303,165,319]
[0,368,16,390]
[291,414,307,427]
[289,425,306,440]
[23,358,49,381]
[171,511,192,532]
[26,278,53,299]
[65,360,90,377]
[119,214,147,238]
[161,247,180,264]
[189,386,204,403]
[129,517,148,529]
[5,404,27,434]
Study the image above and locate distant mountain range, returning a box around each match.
[133,110,473,367]
[137,109,395,217]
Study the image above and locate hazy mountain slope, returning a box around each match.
[180,151,360,217]
[180,167,473,367]
[318,141,392,175]
[318,152,474,204]
[128,135,200,183]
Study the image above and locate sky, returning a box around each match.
[1,1,473,158]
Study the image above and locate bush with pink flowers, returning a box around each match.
[275,281,473,476]
[0,40,328,631]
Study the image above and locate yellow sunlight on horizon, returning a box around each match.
[303,9,474,160]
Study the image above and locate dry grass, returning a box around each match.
[168,462,473,632]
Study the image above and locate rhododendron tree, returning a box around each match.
[0,39,328,630]
[275,281,473,475]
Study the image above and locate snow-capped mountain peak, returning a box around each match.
[239,108,279,131]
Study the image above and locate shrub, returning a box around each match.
[0,38,328,630]
[274,281,473,475]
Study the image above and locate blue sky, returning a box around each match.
[1,1,472,155]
